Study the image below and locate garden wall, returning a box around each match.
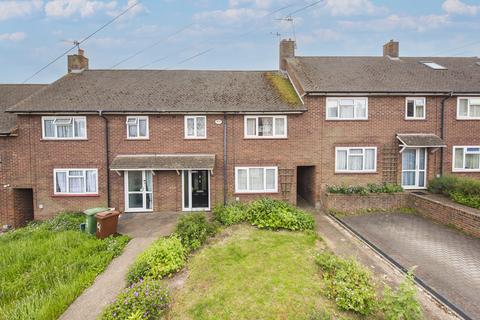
[322,193,410,212]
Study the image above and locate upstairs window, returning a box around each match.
[453,147,480,172]
[244,115,287,138]
[126,116,149,139]
[185,116,206,139]
[457,98,480,119]
[335,147,376,173]
[326,98,368,120]
[54,169,98,195]
[405,98,426,120]
[42,116,86,139]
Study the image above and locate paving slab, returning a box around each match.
[60,211,181,320]
[340,212,480,320]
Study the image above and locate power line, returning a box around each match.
[432,39,480,57]
[22,0,141,83]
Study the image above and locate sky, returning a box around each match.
[0,0,479,84]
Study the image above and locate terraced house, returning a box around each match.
[1,39,479,227]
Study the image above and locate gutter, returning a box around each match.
[440,92,454,176]
[98,110,111,207]
[306,91,478,96]
[8,110,307,115]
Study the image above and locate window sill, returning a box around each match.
[334,171,377,174]
[404,118,426,121]
[234,191,279,195]
[41,138,88,141]
[52,194,100,197]
[243,137,288,140]
[452,169,480,173]
[125,138,150,141]
[184,137,207,140]
[456,118,480,121]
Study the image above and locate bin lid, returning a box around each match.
[84,207,110,216]
[96,210,120,219]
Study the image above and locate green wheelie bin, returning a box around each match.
[83,207,109,235]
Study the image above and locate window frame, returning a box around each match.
[405,97,426,120]
[234,166,278,193]
[326,97,369,121]
[243,115,288,139]
[126,116,149,139]
[335,147,377,173]
[184,115,207,139]
[53,168,98,195]
[452,146,480,172]
[42,116,87,140]
[457,97,480,120]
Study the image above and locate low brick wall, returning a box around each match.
[322,193,411,212]
[410,194,480,238]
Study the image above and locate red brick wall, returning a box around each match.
[322,193,411,212]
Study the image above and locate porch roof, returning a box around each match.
[396,133,446,148]
[110,154,215,171]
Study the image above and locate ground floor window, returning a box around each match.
[335,147,376,173]
[54,169,97,195]
[453,146,480,171]
[235,167,278,193]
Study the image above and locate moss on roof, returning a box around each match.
[264,72,302,106]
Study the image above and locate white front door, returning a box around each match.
[401,148,427,189]
[125,170,153,212]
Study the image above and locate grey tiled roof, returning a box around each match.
[110,154,216,170]
[286,56,480,94]
[9,70,305,113]
[0,84,47,134]
[397,133,446,147]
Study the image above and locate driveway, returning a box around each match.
[339,212,480,320]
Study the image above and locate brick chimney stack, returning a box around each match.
[383,40,399,58]
[68,48,89,73]
[279,39,295,72]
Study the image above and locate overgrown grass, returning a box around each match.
[0,213,129,320]
[167,226,357,320]
[264,72,302,105]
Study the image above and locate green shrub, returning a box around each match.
[213,202,248,225]
[316,252,376,315]
[327,183,403,195]
[429,176,480,209]
[450,192,480,209]
[175,212,217,252]
[246,198,315,231]
[380,271,423,320]
[428,175,460,195]
[100,279,169,320]
[127,235,186,284]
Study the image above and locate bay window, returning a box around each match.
[457,98,480,119]
[54,169,98,195]
[235,167,278,193]
[42,116,86,139]
[244,115,287,138]
[326,98,368,120]
[453,147,480,171]
[335,147,377,173]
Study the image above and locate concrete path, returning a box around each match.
[60,212,181,320]
[314,212,459,320]
[340,212,480,320]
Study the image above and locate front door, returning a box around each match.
[183,170,210,211]
[125,170,153,212]
[402,148,427,189]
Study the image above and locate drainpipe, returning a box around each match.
[98,110,111,207]
[440,92,453,176]
[223,113,228,205]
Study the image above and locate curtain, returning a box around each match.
[327,100,338,118]
[57,124,73,138]
[336,150,347,170]
[415,104,424,118]
[237,169,247,191]
[44,120,55,137]
[187,118,195,136]
[69,177,84,193]
[459,99,469,117]
[258,117,273,136]
[56,172,67,192]
[355,100,367,118]
[364,149,375,170]
[274,118,285,136]
[465,154,480,169]
[339,100,354,118]
[249,168,264,191]
[470,104,480,118]
[402,172,415,186]
[86,170,97,193]
[265,169,276,190]
[454,148,464,169]
[348,155,363,170]
[246,118,256,136]
[139,119,148,137]
[128,124,138,137]
[74,118,85,138]
[145,171,153,192]
[402,149,416,170]
[196,117,206,137]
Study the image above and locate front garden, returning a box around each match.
[429,175,480,209]
[101,198,423,320]
[0,213,129,320]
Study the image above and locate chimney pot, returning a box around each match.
[383,39,399,58]
[279,39,295,72]
[68,48,89,73]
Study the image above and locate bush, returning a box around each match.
[100,279,169,320]
[449,192,480,209]
[429,176,480,209]
[327,183,403,195]
[316,252,376,315]
[380,271,423,320]
[246,198,315,231]
[127,235,186,284]
[213,202,248,226]
[175,212,217,252]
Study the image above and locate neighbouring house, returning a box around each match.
[1,39,479,226]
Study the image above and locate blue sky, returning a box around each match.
[0,0,479,84]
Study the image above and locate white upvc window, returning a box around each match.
[405,97,426,120]
[42,116,87,139]
[126,116,149,139]
[244,115,287,138]
[453,146,480,172]
[184,116,206,139]
[326,98,368,120]
[54,169,98,195]
[235,167,278,193]
[335,147,377,173]
[457,97,480,120]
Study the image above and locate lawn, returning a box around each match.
[0,213,129,320]
[166,225,357,320]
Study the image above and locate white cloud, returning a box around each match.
[107,0,145,19]
[194,7,266,24]
[229,0,273,9]
[319,0,387,16]
[0,32,27,42]
[340,14,450,32]
[297,28,342,45]
[442,0,478,15]
[0,0,42,21]
[45,0,116,18]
